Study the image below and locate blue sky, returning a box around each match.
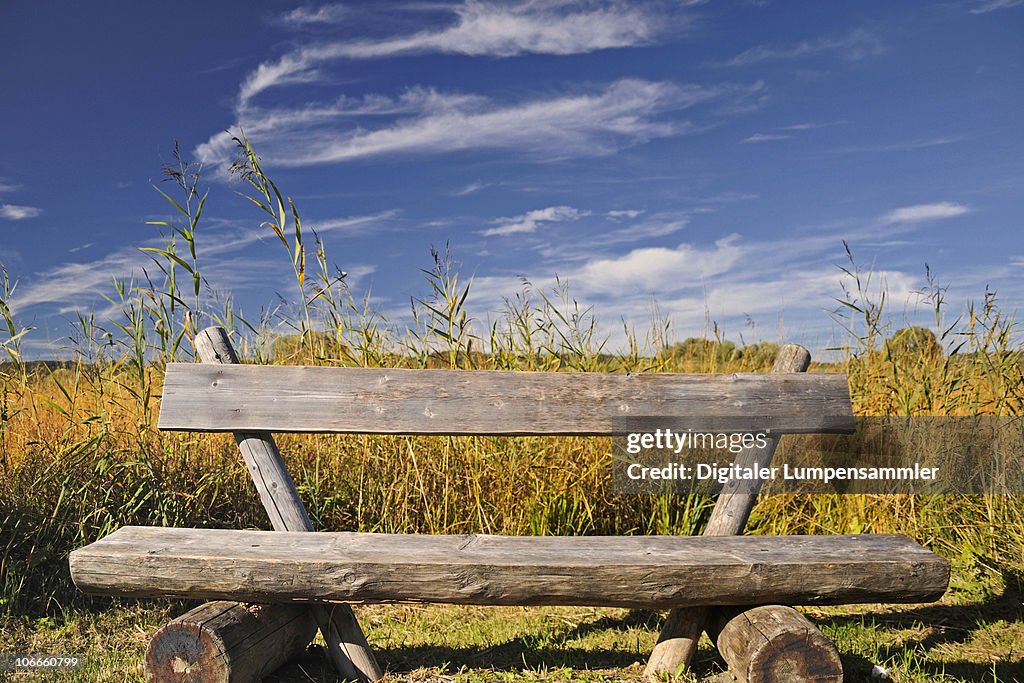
[1,0,1022,357]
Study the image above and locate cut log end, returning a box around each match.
[710,605,843,683]
[146,620,230,682]
[145,601,317,683]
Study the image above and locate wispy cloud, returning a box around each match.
[699,191,759,204]
[969,0,1023,13]
[782,122,841,131]
[198,79,735,169]
[0,204,42,220]
[0,180,20,194]
[310,211,400,235]
[10,211,394,315]
[606,216,687,241]
[194,211,399,255]
[452,180,490,197]
[743,132,791,143]
[882,202,970,224]
[481,206,586,237]
[281,4,348,25]
[241,1,675,105]
[607,209,644,220]
[719,28,884,67]
[8,248,153,312]
[827,136,962,154]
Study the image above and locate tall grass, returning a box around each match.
[0,141,1021,622]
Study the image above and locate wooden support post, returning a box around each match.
[190,326,381,682]
[645,345,813,677]
[707,605,843,683]
[145,601,317,683]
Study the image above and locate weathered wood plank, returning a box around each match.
[158,364,855,435]
[192,327,382,682]
[71,527,950,608]
[144,601,316,683]
[646,344,812,676]
[708,605,844,683]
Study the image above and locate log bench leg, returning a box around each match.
[187,327,383,681]
[645,345,812,677]
[708,605,843,683]
[146,601,317,682]
[645,606,707,675]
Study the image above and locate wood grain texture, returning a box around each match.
[144,601,316,683]
[645,345,812,677]
[71,527,950,608]
[192,327,383,682]
[158,363,855,435]
[708,605,844,683]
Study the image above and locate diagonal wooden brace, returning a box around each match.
[194,326,382,681]
[645,344,813,677]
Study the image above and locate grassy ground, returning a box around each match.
[2,591,1022,681]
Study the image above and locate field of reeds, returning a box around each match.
[1,141,1022,682]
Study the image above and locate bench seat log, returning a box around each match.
[71,527,949,608]
[158,363,856,436]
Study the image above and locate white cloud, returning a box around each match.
[882,202,970,224]
[0,204,42,220]
[240,1,673,105]
[192,211,398,255]
[720,28,884,67]
[10,211,394,315]
[282,4,348,25]
[609,216,687,241]
[8,248,152,312]
[742,133,791,143]
[827,136,962,154]
[310,211,400,235]
[699,191,759,203]
[969,0,1023,13]
[571,235,745,294]
[452,180,490,197]
[781,122,841,131]
[465,233,929,356]
[481,206,586,237]
[198,79,729,169]
[0,180,20,194]
[607,209,644,219]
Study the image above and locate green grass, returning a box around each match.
[2,596,1021,681]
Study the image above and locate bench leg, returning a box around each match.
[318,604,385,682]
[708,605,843,683]
[146,601,317,682]
[645,606,706,675]
[194,326,383,681]
[645,344,811,677]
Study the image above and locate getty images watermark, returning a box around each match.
[611,417,1024,494]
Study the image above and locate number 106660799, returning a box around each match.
[0,654,82,670]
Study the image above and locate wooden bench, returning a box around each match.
[69,327,950,682]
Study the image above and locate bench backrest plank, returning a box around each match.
[158,363,854,436]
